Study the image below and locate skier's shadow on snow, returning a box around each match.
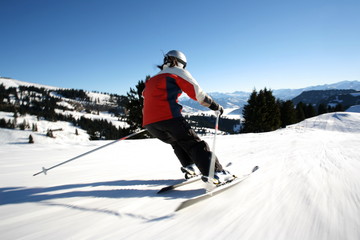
[0,179,203,220]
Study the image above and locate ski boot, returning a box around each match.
[181,164,199,179]
[201,170,235,185]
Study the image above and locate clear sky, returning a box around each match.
[1,0,359,95]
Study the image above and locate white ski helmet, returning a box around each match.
[164,50,187,68]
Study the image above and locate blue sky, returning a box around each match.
[1,0,359,95]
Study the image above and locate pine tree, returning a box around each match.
[279,100,297,128]
[19,119,27,130]
[0,118,6,128]
[29,134,34,144]
[125,77,147,131]
[335,104,344,112]
[318,103,328,115]
[305,104,316,118]
[263,88,281,131]
[296,102,306,122]
[242,88,281,133]
[0,84,5,103]
[242,90,258,132]
[32,123,38,132]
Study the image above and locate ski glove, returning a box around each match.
[209,101,224,116]
[218,106,224,116]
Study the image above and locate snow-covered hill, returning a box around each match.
[346,105,360,113]
[0,77,132,140]
[0,77,121,106]
[1,112,360,240]
[0,77,59,90]
[0,111,89,144]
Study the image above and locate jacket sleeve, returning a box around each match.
[171,68,218,108]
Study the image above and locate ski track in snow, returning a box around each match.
[1,112,360,240]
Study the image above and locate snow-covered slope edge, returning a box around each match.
[287,111,360,133]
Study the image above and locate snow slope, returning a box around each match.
[0,111,90,145]
[1,112,360,240]
[347,105,360,113]
[0,77,120,106]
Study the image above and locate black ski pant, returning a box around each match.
[145,117,223,176]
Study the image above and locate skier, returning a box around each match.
[142,50,234,184]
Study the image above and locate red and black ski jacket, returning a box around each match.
[142,65,217,126]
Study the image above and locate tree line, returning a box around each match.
[0,84,130,139]
[241,88,345,133]
[0,81,347,139]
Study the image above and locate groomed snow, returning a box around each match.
[1,112,360,240]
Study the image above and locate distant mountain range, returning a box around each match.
[180,80,360,113]
[272,80,360,100]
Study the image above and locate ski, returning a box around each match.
[157,162,234,194]
[157,175,201,194]
[175,166,259,212]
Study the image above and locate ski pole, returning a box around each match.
[33,129,147,176]
[208,111,220,181]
